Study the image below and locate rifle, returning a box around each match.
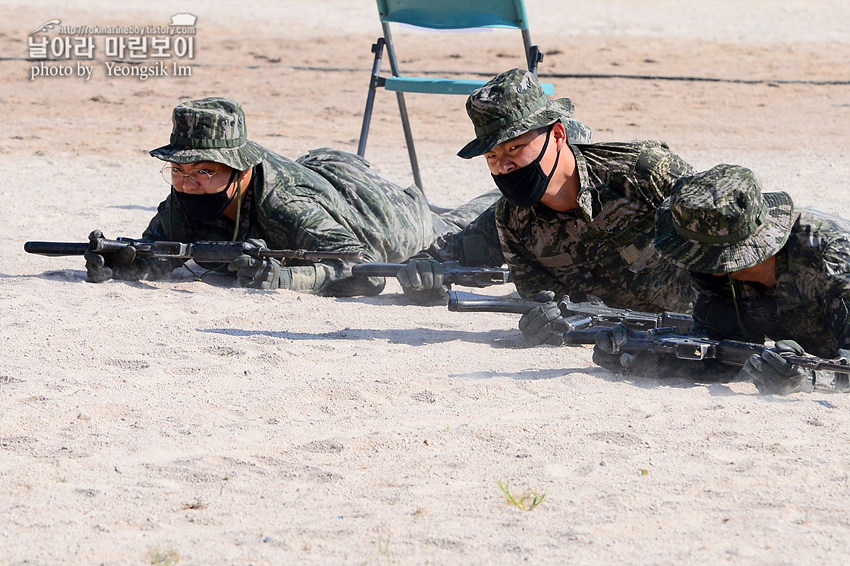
[605,326,850,375]
[24,236,363,264]
[447,291,693,333]
[351,262,511,288]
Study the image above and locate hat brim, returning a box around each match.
[457,98,576,159]
[655,192,796,273]
[149,139,266,171]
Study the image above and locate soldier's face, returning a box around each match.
[714,256,777,287]
[166,161,235,195]
[484,129,550,176]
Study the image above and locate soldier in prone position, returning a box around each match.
[397,68,697,342]
[593,164,850,395]
[85,97,508,296]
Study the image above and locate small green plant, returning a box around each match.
[147,547,179,565]
[498,480,546,511]
[377,534,398,566]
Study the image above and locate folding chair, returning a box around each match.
[356,0,554,195]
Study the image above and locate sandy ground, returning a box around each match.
[2,1,850,564]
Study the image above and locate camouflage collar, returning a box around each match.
[571,145,597,221]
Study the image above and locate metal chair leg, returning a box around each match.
[358,34,446,211]
[357,38,386,157]
[394,91,423,191]
[528,44,543,75]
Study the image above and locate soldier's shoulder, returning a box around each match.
[574,140,674,165]
[791,208,850,258]
[577,140,669,150]
[295,147,372,168]
[261,147,334,186]
[495,197,513,220]
[797,208,850,233]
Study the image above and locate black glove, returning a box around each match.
[593,324,678,376]
[227,239,281,289]
[744,340,812,395]
[518,290,570,346]
[396,259,449,305]
[84,229,138,283]
[592,324,638,373]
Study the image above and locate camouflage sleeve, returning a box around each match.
[260,195,385,296]
[832,298,850,352]
[279,197,377,260]
[822,237,850,353]
[634,142,696,204]
[421,202,506,266]
[141,198,172,241]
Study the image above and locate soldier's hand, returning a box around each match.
[744,339,811,395]
[518,290,569,346]
[85,248,113,283]
[84,229,137,283]
[397,259,445,290]
[227,238,280,289]
[592,324,636,372]
[228,255,281,289]
[397,259,449,305]
[593,323,686,376]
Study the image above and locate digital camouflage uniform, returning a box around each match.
[660,167,850,381]
[597,165,850,391]
[423,125,596,267]
[143,97,499,296]
[421,68,595,268]
[496,140,696,312]
[689,209,850,357]
[446,68,694,313]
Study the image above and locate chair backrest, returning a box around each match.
[376,0,541,78]
[376,0,530,31]
[359,0,552,192]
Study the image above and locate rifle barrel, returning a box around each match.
[349,262,401,277]
[24,241,90,256]
[447,293,538,314]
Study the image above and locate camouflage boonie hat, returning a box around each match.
[655,164,795,273]
[150,97,265,170]
[457,68,593,159]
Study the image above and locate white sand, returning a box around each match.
[3,1,850,564]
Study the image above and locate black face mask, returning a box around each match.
[173,170,237,223]
[491,127,560,207]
